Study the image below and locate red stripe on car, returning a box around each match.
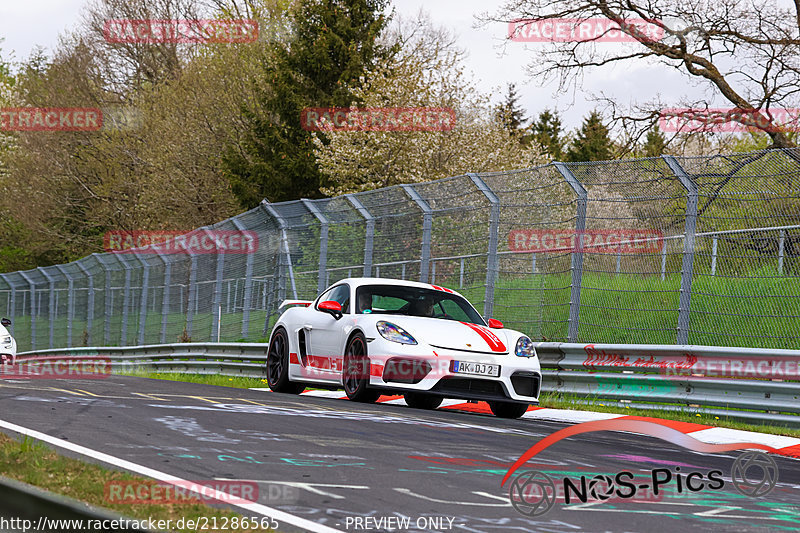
[460,322,507,352]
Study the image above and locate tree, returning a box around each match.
[497,83,528,135]
[488,0,800,149]
[567,111,612,162]
[642,127,667,157]
[313,14,545,196]
[222,0,394,206]
[531,108,564,160]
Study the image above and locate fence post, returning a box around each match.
[152,251,170,344]
[468,173,501,318]
[96,255,114,345]
[54,265,74,348]
[346,194,375,277]
[38,268,56,349]
[131,254,150,346]
[76,259,95,346]
[661,239,667,281]
[232,218,254,339]
[302,199,329,294]
[204,229,225,343]
[401,184,433,283]
[554,162,587,342]
[778,229,785,275]
[18,271,36,350]
[119,257,133,346]
[186,253,198,339]
[0,274,14,336]
[262,202,297,299]
[711,237,718,276]
[663,155,698,345]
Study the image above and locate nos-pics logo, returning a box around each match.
[503,419,780,516]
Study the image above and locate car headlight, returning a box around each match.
[515,336,536,358]
[1,336,10,345]
[376,321,417,345]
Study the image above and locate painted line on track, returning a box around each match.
[253,388,800,459]
[0,418,345,533]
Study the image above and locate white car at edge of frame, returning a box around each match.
[266,278,541,419]
[0,318,17,365]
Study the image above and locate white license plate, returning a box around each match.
[452,360,500,377]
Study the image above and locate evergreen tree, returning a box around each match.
[223,0,393,206]
[566,111,612,162]
[497,83,528,134]
[531,108,565,160]
[642,126,667,157]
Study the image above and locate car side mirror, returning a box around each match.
[487,318,504,329]
[0,318,10,327]
[318,300,343,320]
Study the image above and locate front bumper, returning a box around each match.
[366,343,541,403]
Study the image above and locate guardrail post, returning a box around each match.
[468,173,501,318]
[302,199,329,294]
[554,162,587,342]
[346,194,375,277]
[663,155,698,345]
[232,218,255,338]
[38,268,56,349]
[778,229,785,275]
[401,184,433,283]
[54,265,74,347]
[18,271,36,350]
[76,259,95,346]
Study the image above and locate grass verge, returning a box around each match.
[125,371,800,439]
[0,432,272,532]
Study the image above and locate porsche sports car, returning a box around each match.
[266,278,541,418]
[0,318,16,365]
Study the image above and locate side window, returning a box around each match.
[317,284,350,314]
[439,299,471,321]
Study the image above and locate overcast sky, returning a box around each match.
[0,0,700,131]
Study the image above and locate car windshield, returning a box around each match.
[355,284,485,325]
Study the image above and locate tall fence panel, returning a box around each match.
[0,149,798,351]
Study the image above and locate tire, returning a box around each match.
[489,401,529,419]
[342,332,380,403]
[404,392,443,410]
[266,328,305,394]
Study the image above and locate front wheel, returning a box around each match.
[489,401,529,419]
[342,333,380,403]
[404,392,443,410]
[266,328,305,394]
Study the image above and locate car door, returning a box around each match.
[304,283,351,374]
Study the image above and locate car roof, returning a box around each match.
[332,277,466,299]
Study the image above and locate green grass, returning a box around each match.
[0,433,272,532]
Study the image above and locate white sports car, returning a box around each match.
[266,278,541,418]
[0,318,17,365]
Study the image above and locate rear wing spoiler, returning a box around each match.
[279,300,313,310]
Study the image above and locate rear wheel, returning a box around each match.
[404,392,443,410]
[489,401,529,419]
[343,333,380,403]
[267,328,305,394]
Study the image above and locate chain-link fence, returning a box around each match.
[2,149,798,352]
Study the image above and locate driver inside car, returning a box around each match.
[358,292,372,313]
[413,295,437,317]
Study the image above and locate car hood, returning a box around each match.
[369,316,512,354]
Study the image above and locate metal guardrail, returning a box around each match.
[18,341,800,427]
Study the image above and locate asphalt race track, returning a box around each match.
[0,375,797,533]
